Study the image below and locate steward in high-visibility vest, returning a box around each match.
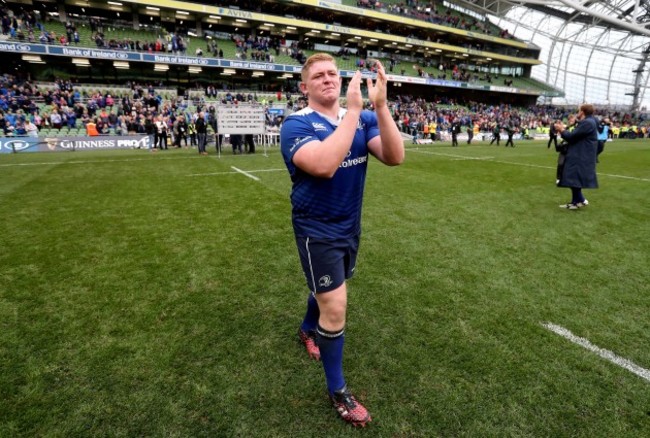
[86,120,99,136]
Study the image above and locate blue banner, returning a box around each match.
[0,135,154,153]
[426,78,463,88]
[219,59,285,71]
[0,41,47,53]
[0,42,551,96]
[48,45,142,61]
[142,53,213,65]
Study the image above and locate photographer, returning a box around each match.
[554,105,599,210]
[596,118,610,161]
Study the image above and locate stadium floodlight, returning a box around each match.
[114,61,129,69]
[72,58,90,65]
[235,19,247,23]
[252,72,264,76]
[22,55,42,62]
[208,15,221,20]
[176,11,189,15]
[154,64,169,71]
[263,23,275,27]
[189,67,202,73]
[107,1,122,5]
[286,26,297,30]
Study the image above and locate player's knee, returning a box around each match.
[319,305,346,330]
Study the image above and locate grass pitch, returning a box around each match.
[1,140,649,436]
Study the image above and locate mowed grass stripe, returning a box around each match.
[1,141,649,436]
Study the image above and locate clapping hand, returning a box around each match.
[346,70,363,112]
[367,61,388,109]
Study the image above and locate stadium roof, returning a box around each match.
[458,0,650,37]
[453,0,650,109]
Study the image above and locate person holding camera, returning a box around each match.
[554,104,599,210]
[597,118,610,161]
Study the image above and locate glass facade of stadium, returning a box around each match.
[491,6,650,111]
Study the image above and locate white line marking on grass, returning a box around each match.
[406,149,650,182]
[0,156,202,167]
[542,322,650,383]
[407,149,492,160]
[187,168,284,177]
[231,166,261,181]
[451,156,495,161]
[598,172,650,182]
[490,160,557,170]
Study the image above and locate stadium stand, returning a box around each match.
[0,0,647,143]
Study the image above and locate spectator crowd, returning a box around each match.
[2,74,648,146]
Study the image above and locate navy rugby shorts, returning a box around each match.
[295,235,359,293]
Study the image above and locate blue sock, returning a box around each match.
[317,325,346,394]
[300,293,320,334]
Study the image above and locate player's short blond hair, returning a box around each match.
[301,53,337,82]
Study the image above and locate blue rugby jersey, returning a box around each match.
[280,107,380,239]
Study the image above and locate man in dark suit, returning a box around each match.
[196,112,207,155]
[554,104,599,209]
[451,121,461,147]
[244,134,256,154]
[548,122,558,149]
[231,134,243,154]
[505,125,516,147]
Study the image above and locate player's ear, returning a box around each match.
[299,81,308,96]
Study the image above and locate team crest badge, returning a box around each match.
[318,275,333,288]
